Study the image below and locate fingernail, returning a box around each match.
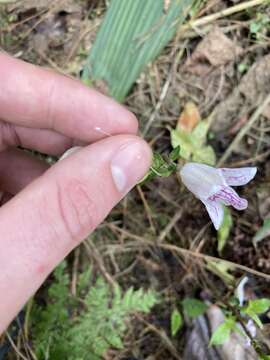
[110,141,152,193]
[59,146,82,161]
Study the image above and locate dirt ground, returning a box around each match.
[0,0,270,359]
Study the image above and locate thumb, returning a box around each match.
[0,135,151,332]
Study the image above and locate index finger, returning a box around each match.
[0,52,138,141]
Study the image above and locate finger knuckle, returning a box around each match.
[0,120,21,149]
[56,179,98,241]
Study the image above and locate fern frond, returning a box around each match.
[31,263,158,359]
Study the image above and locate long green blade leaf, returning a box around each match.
[82,0,193,101]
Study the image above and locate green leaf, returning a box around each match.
[217,207,233,254]
[170,121,216,165]
[206,260,235,286]
[82,0,193,101]
[245,299,270,314]
[182,298,207,319]
[191,121,209,147]
[209,316,236,346]
[193,145,216,165]
[171,128,193,160]
[171,308,183,336]
[253,219,270,247]
[31,262,158,359]
[140,151,178,183]
[259,354,270,360]
[169,145,181,161]
[242,299,270,329]
[77,267,92,294]
[250,21,261,34]
[248,312,263,328]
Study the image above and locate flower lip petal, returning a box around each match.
[209,186,248,210]
[220,167,257,186]
[179,162,256,230]
[202,199,224,230]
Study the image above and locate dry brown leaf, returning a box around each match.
[185,27,242,76]
[239,54,270,120]
[212,54,270,132]
[177,101,201,132]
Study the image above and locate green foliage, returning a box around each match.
[253,218,270,247]
[31,262,158,360]
[259,354,270,360]
[32,262,71,358]
[249,13,270,41]
[170,298,207,337]
[242,299,270,329]
[209,316,237,346]
[237,62,249,74]
[0,0,18,3]
[170,121,216,165]
[206,260,235,286]
[207,280,270,353]
[217,207,233,254]
[182,298,207,319]
[140,146,180,183]
[171,308,183,336]
[82,0,193,101]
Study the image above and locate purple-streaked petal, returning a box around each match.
[202,199,224,230]
[220,167,257,186]
[209,186,248,210]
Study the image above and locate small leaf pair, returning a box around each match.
[140,146,180,183]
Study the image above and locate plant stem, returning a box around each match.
[179,0,268,32]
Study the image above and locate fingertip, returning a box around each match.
[118,106,138,135]
[95,92,139,135]
[110,137,152,193]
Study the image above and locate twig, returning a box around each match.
[142,72,172,137]
[157,209,182,242]
[136,185,156,234]
[179,0,268,32]
[35,50,66,74]
[64,2,99,66]
[152,242,270,281]
[71,247,80,296]
[229,149,270,167]
[142,39,188,137]
[136,314,180,359]
[218,93,270,166]
[4,332,29,360]
[83,240,117,287]
[23,299,33,341]
[106,224,270,281]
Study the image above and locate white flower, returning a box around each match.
[235,276,249,307]
[180,163,257,230]
[245,319,257,346]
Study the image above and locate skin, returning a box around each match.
[0,52,152,333]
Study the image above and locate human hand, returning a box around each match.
[0,53,152,333]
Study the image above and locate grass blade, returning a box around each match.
[82,0,193,101]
